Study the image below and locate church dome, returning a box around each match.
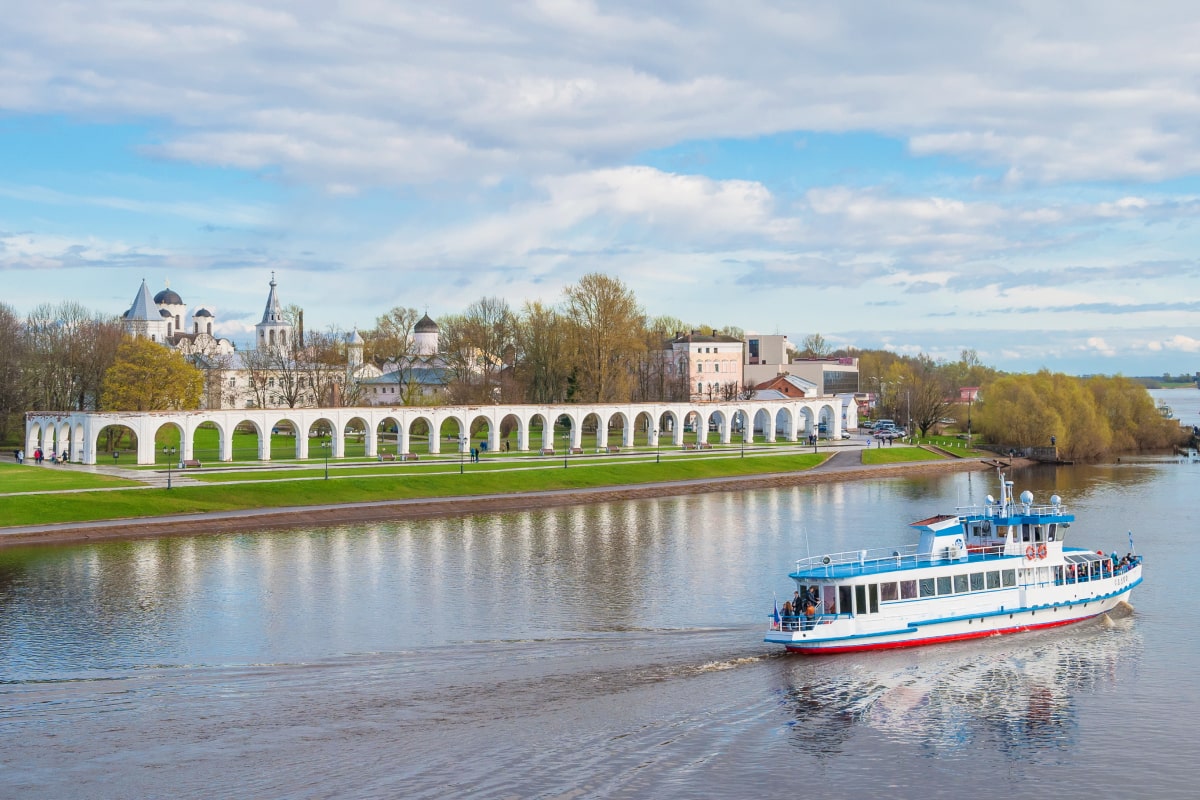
[415,313,439,333]
[194,308,213,317]
[159,308,172,317]
[154,288,183,305]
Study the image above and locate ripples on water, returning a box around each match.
[0,463,1196,798]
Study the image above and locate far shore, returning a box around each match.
[0,457,1017,549]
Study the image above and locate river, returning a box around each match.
[1,460,1196,798]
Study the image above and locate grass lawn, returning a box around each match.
[0,451,833,527]
[862,446,946,465]
[0,462,143,492]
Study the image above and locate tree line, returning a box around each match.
[2,275,1191,459]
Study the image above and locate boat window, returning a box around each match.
[919,578,935,597]
[1053,565,1064,585]
[986,570,1001,589]
[823,587,837,615]
[1002,569,1016,587]
[1033,525,1044,543]
[1047,523,1057,542]
[953,574,969,593]
[839,585,853,615]
[936,576,952,595]
[855,585,868,615]
[1021,524,1032,543]
[880,582,899,602]
[900,580,918,599]
[970,572,985,591]
[869,584,879,613]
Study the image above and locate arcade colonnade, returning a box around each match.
[25,398,856,466]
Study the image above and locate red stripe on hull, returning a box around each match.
[784,613,1101,655]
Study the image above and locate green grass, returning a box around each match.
[861,446,946,465]
[0,462,143,492]
[0,451,832,527]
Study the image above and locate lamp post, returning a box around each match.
[967,393,973,448]
[162,445,176,490]
[652,425,660,463]
[459,436,466,474]
[322,436,331,480]
[739,412,745,458]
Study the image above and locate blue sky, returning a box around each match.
[3,0,1200,376]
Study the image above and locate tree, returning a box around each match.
[0,303,28,441]
[366,306,423,405]
[799,333,832,358]
[563,273,645,402]
[23,302,125,412]
[100,339,203,411]
[513,301,574,404]
[445,296,515,404]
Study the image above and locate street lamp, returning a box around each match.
[322,436,331,480]
[162,445,176,490]
[740,412,746,458]
[652,424,660,463]
[459,436,466,474]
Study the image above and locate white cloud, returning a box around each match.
[7,2,1200,187]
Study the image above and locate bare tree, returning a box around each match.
[799,332,831,358]
[23,302,125,412]
[513,301,573,404]
[0,303,28,440]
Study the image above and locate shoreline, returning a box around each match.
[0,457,1011,549]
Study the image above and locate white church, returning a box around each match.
[121,274,448,409]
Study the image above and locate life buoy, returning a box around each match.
[1025,545,1036,560]
[1037,543,1048,559]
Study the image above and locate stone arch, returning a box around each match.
[190,420,225,462]
[229,419,264,462]
[464,411,494,454]
[528,412,551,451]
[305,416,337,460]
[436,415,469,456]
[603,410,632,448]
[375,415,402,456]
[343,415,370,458]
[94,423,138,465]
[266,415,301,460]
[410,413,437,454]
[579,411,603,451]
[153,420,185,465]
[497,412,522,452]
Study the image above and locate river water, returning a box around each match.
[1,459,1197,798]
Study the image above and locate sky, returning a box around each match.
[2,1,1200,377]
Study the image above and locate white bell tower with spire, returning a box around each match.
[255,272,294,351]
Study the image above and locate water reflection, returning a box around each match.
[777,616,1142,759]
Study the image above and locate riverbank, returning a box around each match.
[0,455,1013,549]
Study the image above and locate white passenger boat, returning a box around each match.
[765,464,1143,654]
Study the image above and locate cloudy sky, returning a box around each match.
[3,0,1200,376]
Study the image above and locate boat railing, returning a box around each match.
[794,544,922,574]
[956,502,1067,518]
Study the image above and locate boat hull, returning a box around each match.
[766,582,1137,655]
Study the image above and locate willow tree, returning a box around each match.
[563,273,645,403]
[100,338,203,411]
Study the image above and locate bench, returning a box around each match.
[570,447,584,455]
[606,446,621,453]
[542,448,555,456]
[182,459,202,468]
[403,453,418,461]
[380,453,397,462]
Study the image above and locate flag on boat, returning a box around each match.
[771,595,781,630]
[1128,530,1134,553]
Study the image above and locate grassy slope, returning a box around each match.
[0,462,142,491]
[0,451,835,527]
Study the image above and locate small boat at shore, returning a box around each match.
[765,463,1143,654]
